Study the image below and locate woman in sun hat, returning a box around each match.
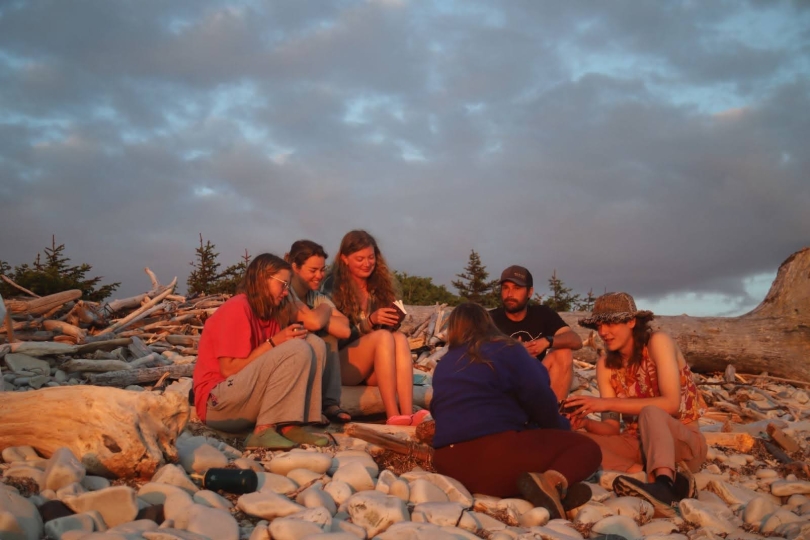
[563,292,707,515]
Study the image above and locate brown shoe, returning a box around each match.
[517,471,566,520]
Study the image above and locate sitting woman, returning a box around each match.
[565,292,707,513]
[192,253,329,450]
[431,303,601,519]
[286,239,353,423]
[327,230,423,426]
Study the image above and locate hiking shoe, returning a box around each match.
[561,482,593,511]
[244,428,297,450]
[517,471,566,520]
[674,462,697,499]
[612,475,680,517]
[280,426,330,447]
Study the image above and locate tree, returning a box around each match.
[542,270,581,312]
[452,250,499,308]
[210,249,251,295]
[575,288,596,312]
[0,236,120,301]
[187,234,221,296]
[394,271,461,306]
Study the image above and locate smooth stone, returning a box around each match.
[56,482,87,499]
[4,353,51,375]
[0,489,44,540]
[411,502,465,527]
[376,521,459,540]
[376,470,398,494]
[323,480,354,507]
[344,491,409,537]
[81,476,111,491]
[248,521,270,540]
[389,480,410,503]
[185,503,239,540]
[794,390,809,404]
[234,458,264,472]
[640,519,680,536]
[150,464,199,494]
[727,455,750,466]
[775,520,810,540]
[540,518,585,538]
[176,439,228,474]
[138,484,194,507]
[799,502,810,516]
[192,489,233,510]
[742,496,779,528]
[54,370,67,383]
[108,519,160,534]
[588,483,612,503]
[163,493,194,529]
[238,491,306,520]
[571,502,614,526]
[2,446,39,463]
[267,450,334,476]
[644,535,688,540]
[44,512,98,539]
[329,451,379,478]
[591,515,643,540]
[332,461,375,492]
[296,486,337,516]
[4,466,45,490]
[603,496,653,523]
[458,511,506,534]
[143,528,212,539]
[269,518,324,540]
[302,534,358,540]
[257,472,299,496]
[772,480,810,496]
[286,507,333,528]
[755,469,778,479]
[706,480,779,506]
[413,473,473,508]
[679,499,736,534]
[330,518,368,538]
[518,507,550,527]
[61,486,139,527]
[29,374,51,389]
[786,494,810,511]
[760,509,802,534]
[287,468,325,486]
[498,498,533,516]
[409,479,450,504]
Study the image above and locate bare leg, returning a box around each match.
[393,331,413,414]
[340,330,401,418]
[542,348,574,401]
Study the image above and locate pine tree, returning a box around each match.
[575,288,596,311]
[395,271,461,306]
[187,234,222,296]
[211,249,251,295]
[542,269,581,312]
[451,250,499,307]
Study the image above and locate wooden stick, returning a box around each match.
[343,423,433,462]
[5,290,82,316]
[87,364,194,387]
[740,373,810,388]
[1,275,40,298]
[703,432,756,453]
[95,277,177,336]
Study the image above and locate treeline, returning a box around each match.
[0,238,595,313]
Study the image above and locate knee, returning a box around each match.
[306,334,327,360]
[546,348,573,371]
[369,329,395,348]
[639,405,667,425]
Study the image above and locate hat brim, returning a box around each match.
[578,310,654,330]
[499,278,528,287]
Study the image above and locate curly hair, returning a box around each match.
[285,239,328,268]
[237,253,292,323]
[330,230,398,325]
[603,314,655,370]
[446,302,516,367]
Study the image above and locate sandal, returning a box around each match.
[385,409,431,427]
[324,405,352,424]
[244,428,297,450]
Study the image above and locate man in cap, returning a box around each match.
[489,265,583,401]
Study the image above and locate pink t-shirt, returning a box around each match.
[192,294,280,422]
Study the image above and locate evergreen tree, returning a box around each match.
[575,288,596,311]
[542,269,581,312]
[451,250,499,308]
[394,271,461,306]
[0,236,119,301]
[187,234,222,296]
[211,249,251,295]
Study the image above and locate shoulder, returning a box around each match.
[647,331,676,353]
[488,307,506,321]
[309,290,335,308]
[527,304,561,319]
[219,294,251,314]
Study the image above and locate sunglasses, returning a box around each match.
[268,274,290,291]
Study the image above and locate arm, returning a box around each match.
[291,298,332,331]
[571,357,620,435]
[526,326,583,356]
[218,323,307,378]
[324,308,352,339]
[511,346,570,430]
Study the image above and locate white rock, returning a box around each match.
[518,507,550,527]
[772,480,810,497]
[1,446,39,463]
[151,464,199,494]
[498,498,533,516]
[798,502,810,516]
[186,503,239,540]
[539,518,585,538]
[4,466,45,490]
[775,520,810,540]
[785,494,810,511]
[409,479,450,504]
[106,518,159,534]
[81,476,111,491]
[287,468,325,486]
[332,461,376,492]
[44,513,98,539]
[344,491,409,537]
[693,471,728,491]
[265,449,334,476]
[234,457,264,472]
[0,489,44,540]
[249,520,270,540]
[413,473,473,508]
[760,509,802,534]
[411,502,465,527]
[706,479,778,506]
[257,472,299,496]
[176,438,228,474]
[755,469,778,479]
[389,479,410,503]
[329,451,379,478]
[56,482,87,499]
[640,519,679,536]
[644,535,688,540]
[376,470,399,494]
[323,480,354,507]
[679,498,736,534]
[375,521,459,540]
[163,492,195,529]
[61,485,139,527]
[591,515,643,540]
[269,518,324,540]
[587,482,611,503]
[571,501,614,526]
[728,454,751,466]
[193,489,233,510]
[302,534,357,540]
[296,486,337,515]
[603,496,654,523]
[4,353,50,375]
[138,483,194,506]
[238,491,306,520]
[457,511,506,534]
[143,528,212,539]
[287,507,333,528]
[330,518,368,538]
[742,496,779,528]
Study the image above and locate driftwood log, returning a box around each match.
[0,386,189,478]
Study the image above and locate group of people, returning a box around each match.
[192,233,707,516]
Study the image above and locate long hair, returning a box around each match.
[238,253,292,322]
[331,230,397,323]
[447,302,514,366]
[285,239,328,268]
[604,314,655,370]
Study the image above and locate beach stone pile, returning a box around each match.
[2,414,810,540]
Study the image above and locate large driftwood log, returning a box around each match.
[0,386,189,478]
[87,364,195,386]
[5,290,82,316]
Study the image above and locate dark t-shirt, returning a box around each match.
[489,304,567,361]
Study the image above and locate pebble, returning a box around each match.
[150,464,199,494]
[0,488,44,540]
[256,472,299,496]
[706,479,778,506]
[43,448,86,492]
[411,502,465,527]
[296,485,337,516]
[138,483,194,507]
[176,439,228,474]
[389,479,410,503]
[269,517,325,540]
[413,473,473,508]
[343,491,410,537]
[408,479,450,504]
[759,509,802,534]
[679,499,736,535]
[772,480,810,496]
[518,506,551,527]
[266,450,334,476]
[640,519,679,536]
[287,468,325,486]
[328,451,379,478]
[192,489,233,510]
[233,458,264,472]
[591,515,644,540]
[185,503,239,540]
[1,445,39,463]
[82,476,112,491]
[322,480,354,507]
[572,501,615,526]
[458,511,506,534]
[43,512,99,539]
[237,491,306,520]
[4,353,51,375]
[332,461,376,492]
[61,486,139,528]
[376,469,398,494]
[742,496,779,528]
[4,465,45,490]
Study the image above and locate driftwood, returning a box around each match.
[0,386,189,478]
[96,277,177,336]
[344,423,434,461]
[87,364,195,386]
[5,290,82,316]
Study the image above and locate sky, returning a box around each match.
[0,0,808,317]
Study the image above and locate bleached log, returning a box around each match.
[87,364,195,387]
[96,277,177,336]
[43,320,87,342]
[5,290,82,316]
[0,386,188,478]
[165,335,199,347]
[103,294,148,315]
[144,267,161,291]
[62,359,133,373]
[1,275,40,298]
[9,341,79,356]
[76,338,133,355]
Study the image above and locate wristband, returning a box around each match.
[267,337,277,347]
[546,335,554,349]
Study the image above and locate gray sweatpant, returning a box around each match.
[321,334,343,410]
[205,334,326,433]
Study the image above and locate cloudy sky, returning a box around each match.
[1,0,808,316]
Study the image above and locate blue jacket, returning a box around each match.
[431,340,570,448]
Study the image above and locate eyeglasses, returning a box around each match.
[268,274,290,290]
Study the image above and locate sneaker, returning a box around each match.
[517,471,566,520]
[279,426,330,447]
[612,475,680,517]
[244,428,297,450]
[561,482,593,511]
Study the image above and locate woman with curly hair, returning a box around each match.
[327,230,424,426]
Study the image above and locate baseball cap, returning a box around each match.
[499,265,533,288]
